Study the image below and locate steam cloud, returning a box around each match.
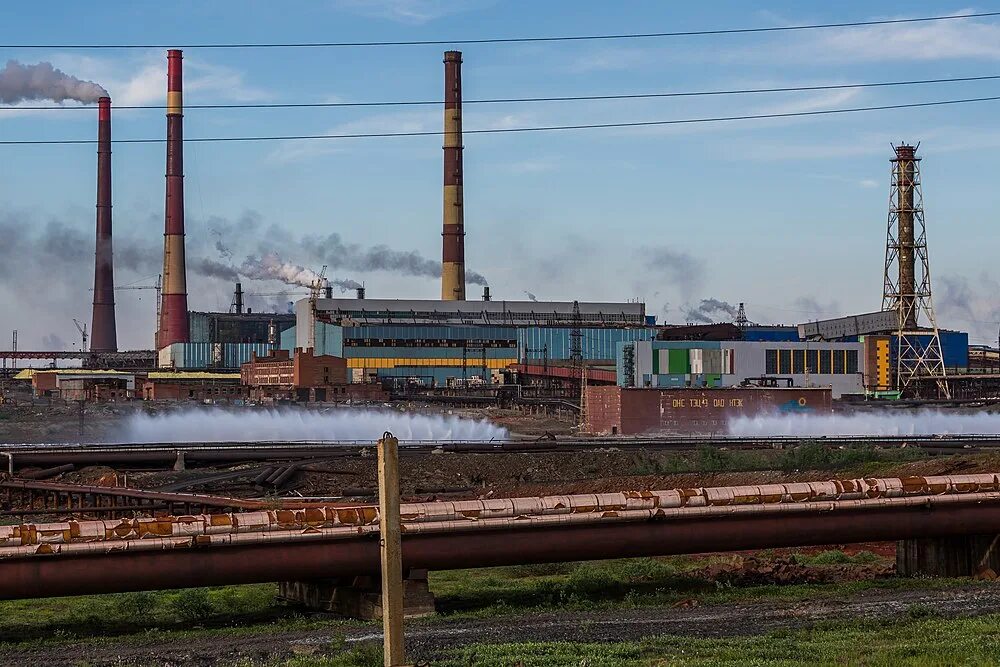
[524,291,538,302]
[240,254,322,288]
[0,60,107,104]
[119,407,509,443]
[684,298,738,324]
[729,410,1000,437]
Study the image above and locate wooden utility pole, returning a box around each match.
[378,432,405,667]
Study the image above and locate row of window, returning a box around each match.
[765,348,859,375]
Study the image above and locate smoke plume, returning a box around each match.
[524,291,538,302]
[643,247,705,302]
[0,60,107,104]
[332,278,363,291]
[239,254,321,288]
[301,232,488,286]
[684,298,738,324]
[193,258,241,282]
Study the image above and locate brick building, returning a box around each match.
[141,372,247,402]
[241,349,385,402]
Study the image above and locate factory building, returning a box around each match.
[587,386,833,435]
[283,298,656,387]
[618,340,866,398]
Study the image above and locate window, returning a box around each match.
[778,349,792,374]
[805,349,818,374]
[846,349,859,374]
[833,349,845,374]
[765,349,778,374]
[819,350,832,374]
[792,349,805,374]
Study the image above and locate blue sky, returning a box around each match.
[3,1,1000,348]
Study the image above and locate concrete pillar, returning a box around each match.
[278,570,435,620]
[172,450,186,472]
[897,534,1000,578]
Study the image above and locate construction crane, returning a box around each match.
[89,276,162,323]
[72,319,88,352]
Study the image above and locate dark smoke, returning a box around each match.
[193,258,241,282]
[0,60,107,104]
[643,247,705,301]
[332,278,363,291]
[684,298,738,324]
[300,232,488,286]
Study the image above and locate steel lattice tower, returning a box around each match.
[881,144,949,398]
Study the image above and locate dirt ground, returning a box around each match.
[1,583,997,666]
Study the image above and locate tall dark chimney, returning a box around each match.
[90,96,117,352]
[158,49,190,348]
[234,282,244,315]
[441,50,466,301]
[894,145,918,330]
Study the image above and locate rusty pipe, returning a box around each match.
[4,499,1000,599]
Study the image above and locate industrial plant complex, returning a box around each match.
[8,7,1000,665]
[0,46,992,434]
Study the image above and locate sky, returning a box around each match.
[2,1,1000,349]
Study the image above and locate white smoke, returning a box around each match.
[729,410,1000,437]
[119,407,508,443]
[0,60,107,104]
[240,253,321,288]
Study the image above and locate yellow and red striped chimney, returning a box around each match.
[158,49,190,348]
[441,50,466,301]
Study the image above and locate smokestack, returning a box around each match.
[482,286,491,301]
[234,282,243,315]
[441,50,466,301]
[356,287,366,300]
[90,96,117,352]
[324,279,333,299]
[158,49,190,348]
[895,145,918,330]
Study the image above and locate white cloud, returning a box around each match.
[269,107,537,163]
[807,10,1000,62]
[44,52,269,107]
[859,178,880,188]
[331,0,493,24]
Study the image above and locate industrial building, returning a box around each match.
[240,349,386,402]
[586,386,833,435]
[284,298,656,388]
[617,340,865,398]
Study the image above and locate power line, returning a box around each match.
[3,94,999,145]
[6,74,1000,111]
[3,12,998,49]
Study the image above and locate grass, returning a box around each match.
[0,584,330,643]
[250,613,1000,666]
[427,554,969,619]
[628,443,927,476]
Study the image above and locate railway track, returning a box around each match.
[1,434,999,471]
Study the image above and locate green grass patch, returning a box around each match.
[428,555,957,619]
[0,584,298,643]
[260,613,1000,666]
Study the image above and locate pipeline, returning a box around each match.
[1,474,997,557]
[2,475,1000,599]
